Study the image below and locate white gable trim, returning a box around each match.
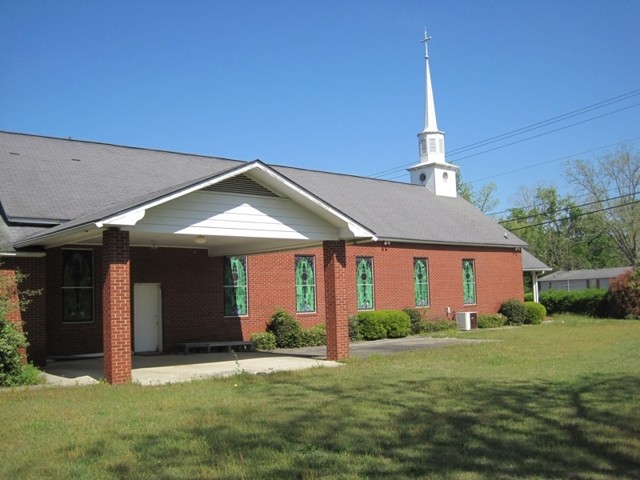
[98,161,375,240]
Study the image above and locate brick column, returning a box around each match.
[323,240,349,360]
[102,228,131,384]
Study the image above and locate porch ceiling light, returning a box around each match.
[194,235,207,245]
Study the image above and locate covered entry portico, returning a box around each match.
[16,162,375,383]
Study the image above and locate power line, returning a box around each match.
[367,88,640,179]
[488,183,633,219]
[375,137,640,185]
[447,89,640,157]
[505,200,640,232]
[449,102,640,163]
[467,136,640,186]
[498,191,639,225]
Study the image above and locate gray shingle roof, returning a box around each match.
[274,165,524,247]
[1,131,527,250]
[538,267,633,282]
[0,131,243,223]
[522,249,552,272]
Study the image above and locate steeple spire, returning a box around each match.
[421,29,439,133]
[408,29,459,197]
[417,29,445,164]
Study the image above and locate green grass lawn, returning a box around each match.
[2,315,639,479]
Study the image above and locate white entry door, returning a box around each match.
[134,283,162,353]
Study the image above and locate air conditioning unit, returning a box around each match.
[455,311,478,331]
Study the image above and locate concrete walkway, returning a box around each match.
[42,336,487,387]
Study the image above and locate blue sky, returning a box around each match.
[1,0,639,213]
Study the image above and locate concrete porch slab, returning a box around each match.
[43,351,341,387]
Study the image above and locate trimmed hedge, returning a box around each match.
[356,312,388,340]
[349,315,363,341]
[299,324,327,347]
[251,332,277,350]
[266,310,327,348]
[524,301,546,325]
[402,308,424,335]
[499,298,526,325]
[477,314,506,329]
[540,289,607,317]
[352,310,411,340]
[267,309,302,348]
[420,319,457,332]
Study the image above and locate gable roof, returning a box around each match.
[538,267,633,283]
[0,131,527,252]
[522,249,552,272]
[274,165,524,247]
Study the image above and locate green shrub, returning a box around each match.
[379,310,411,338]
[477,314,506,329]
[250,332,277,350]
[348,315,362,341]
[356,312,387,340]
[267,309,302,348]
[524,302,546,325]
[607,269,640,319]
[420,319,457,332]
[0,315,30,387]
[299,324,327,347]
[402,307,424,334]
[540,289,608,317]
[1,267,41,387]
[356,310,411,339]
[499,298,526,325]
[524,292,534,302]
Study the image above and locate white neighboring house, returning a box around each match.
[538,267,633,292]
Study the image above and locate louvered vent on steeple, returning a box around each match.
[202,174,282,197]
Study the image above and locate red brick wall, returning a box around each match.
[345,243,524,319]
[130,247,222,350]
[34,241,523,357]
[102,228,131,384]
[46,247,104,356]
[323,240,349,360]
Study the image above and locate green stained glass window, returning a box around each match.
[462,259,476,305]
[62,249,94,322]
[224,256,248,316]
[295,256,316,313]
[414,258,429,307]
[356,257,374,310]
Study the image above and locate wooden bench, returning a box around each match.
[176,341,254,355]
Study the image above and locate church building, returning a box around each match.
[0,34,527,383]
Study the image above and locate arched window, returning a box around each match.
[224,256,248,316]
[356,257,374,310]
[414,258,429,307]
[295,256,316,313]
[462,259,476,305]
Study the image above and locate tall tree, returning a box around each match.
[564,145,640,266]
[501,185,621,270]
[457,173,499,214]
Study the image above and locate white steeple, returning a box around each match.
[408,29,458,197]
